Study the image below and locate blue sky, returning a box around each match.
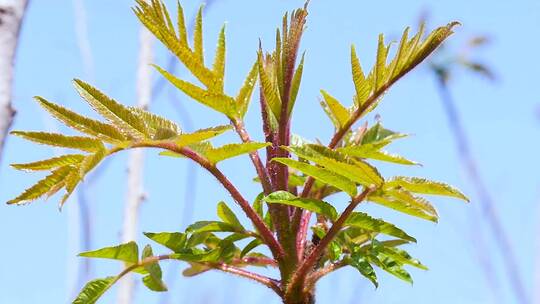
[1,0,539,303]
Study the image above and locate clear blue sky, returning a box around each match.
[1,0,539,303]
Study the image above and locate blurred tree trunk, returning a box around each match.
[117,8,154,304]
[0,0,28,164]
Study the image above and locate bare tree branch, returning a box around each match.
[117,12,154,304]
[434,75,530,304]
[0,0,28,164]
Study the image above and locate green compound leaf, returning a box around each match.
[263,190,338,221]
[186,221,243,234]
[204,142,270,164]
[240,239,263,258]
[272,157,358,196]
[345,212,416,242]
[72,276,117,304]
[73,79,149,139]
[385,176,469,202]
[349,253,378,288]
[338,145,418,166]
[141,245,168,292]
[236,61,259,118]
[11,131,105,153]
[35,96,126,143]
[217,201,245,230]
[174,125,231,147]
[144,232,187,253]
[286,144,384,187]
[129,107,180,140]
[368,190,438,222]
[7,166,73,205]
[320,90,350,129]
[11,154,85,171]
[79,241,139,264]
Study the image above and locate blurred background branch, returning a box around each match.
[0,0,28,164]
[429,32,530,304]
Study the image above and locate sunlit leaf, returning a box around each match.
[385,177,469,201]
[79,241,139,264]
[263,190,338,221]
[36,97,126,143]
[72,276,117,304]
[141,245,167,292]
[217,201,244,230]
[345,212,416,242]
[11,131,105,153]
[7,166,73,205]
[73,79,149,139]
[272,157,357,196]
[11,154,85,171]
[144,232,187,253]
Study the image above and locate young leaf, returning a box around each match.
[320,90,350,128]
[154,65,236,117]
[134,0,215,88]
[7,166,73,205]
[72,276,117,304]
[288,52,305,113]
[193,6,204,64]
[368,192,438,222]
[377,245,427,270]
[263,190,338,221]
[369,253,413,284]
[385,177,469,201]
[78,241,139,264]
[11,154,85,171]
[175,125,231,147]
[204,142,270,164]
[338,146,418,166]
[286,144,384,187]
[186,221,243,234]
[141,245,168,292]
[344,212,416,242]
[349,253,378,288]
[11,131,105,153]
[217,201,244,230]
[350,45,367,101]
[129,107,180,139]
[213,24,226,91]
[374,34,389,90]
[240,239,263,258]
[182,263,210,277]
[236,61,258,118]
[257,51,282,119]
[73,79,149,139]
[272,157,358,196]
[35,97,127,143]
[144,232,187,253]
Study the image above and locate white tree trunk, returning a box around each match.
[0,0,27,164]
[117,15,153,304]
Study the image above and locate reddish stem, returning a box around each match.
[146,141,285,260]
[287,187,374,299]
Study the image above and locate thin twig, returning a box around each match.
[435,75,529,304]
[0,0,28,164]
